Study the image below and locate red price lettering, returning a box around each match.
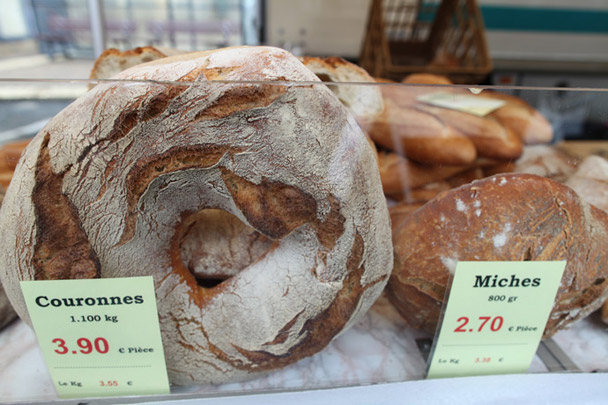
[52,337,110,354]
[454,316,469,332]
[52,338,68,354]
[454,316,504,332]
[77,337,93,353]
[95,337,110,353]
[100,380,119,387]
[478,316,492,331]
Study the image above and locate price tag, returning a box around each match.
[427,261,566,379]
[20,276,170,399]
[417,92,506,116]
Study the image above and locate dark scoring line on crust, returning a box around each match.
[32,134,101,281]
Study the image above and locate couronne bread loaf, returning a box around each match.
[0,46,393,385]
[388,173,608,338]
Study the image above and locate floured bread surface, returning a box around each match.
[388,173,608,338]
[0,46,393,385]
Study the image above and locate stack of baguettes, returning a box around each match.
[357,74,555,205]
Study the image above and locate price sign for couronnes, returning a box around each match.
[427,261,566,379]
[20,277,170,399]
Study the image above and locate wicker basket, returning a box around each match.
[359,0,492,84]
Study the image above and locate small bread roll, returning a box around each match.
[300,56,384,119]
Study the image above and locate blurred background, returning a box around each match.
[0,0,607,140]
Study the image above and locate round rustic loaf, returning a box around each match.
[388,173,608,338]
[0,46,393,385]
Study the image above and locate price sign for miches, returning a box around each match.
[20,276,170,398]
[427,261,566,379]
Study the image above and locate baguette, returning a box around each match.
[482,91,554,144]
[358,99,477,165]
[415,104,523,160]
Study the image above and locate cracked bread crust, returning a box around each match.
[0,46,393,384]
[388,173,608,338]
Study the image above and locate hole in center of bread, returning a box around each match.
[178,208,273,289]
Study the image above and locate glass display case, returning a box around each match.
[0,67,607,403]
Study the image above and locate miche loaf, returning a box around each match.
[0,46,393,385]
[388,173,608,338]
